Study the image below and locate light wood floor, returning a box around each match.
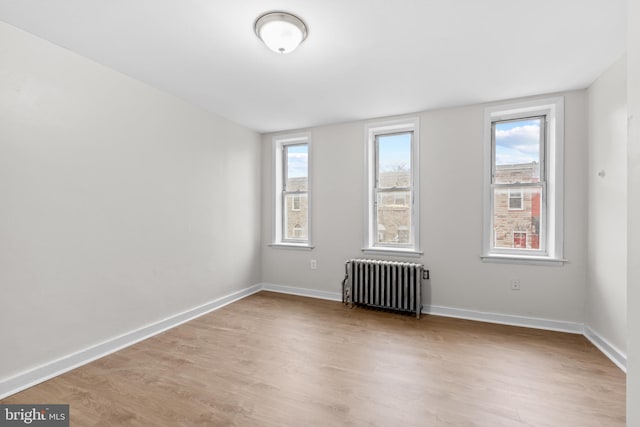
[2,292,625,426]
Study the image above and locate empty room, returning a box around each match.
[1,1,639,426]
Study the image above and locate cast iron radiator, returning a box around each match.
[342,259,426,319]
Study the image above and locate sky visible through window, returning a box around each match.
[495,118,541,166]
[287,144,308,178]
[378,133,411,172]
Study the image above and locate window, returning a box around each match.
[483,97,564,263]
[508,189,523,210]
[292,195,301,211]
[272,133,311,248]
[364,118,420,255]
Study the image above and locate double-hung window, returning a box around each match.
[364,118,420,255]
[483,97,564,263]
[272,133,311,248]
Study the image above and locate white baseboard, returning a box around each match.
[260,283,583,334]
[1,282,626,400]
[263,283,628,372]
[583,326,627,372]
[261,282,342,302]
[422,304,584,334]
[0,284,262,400]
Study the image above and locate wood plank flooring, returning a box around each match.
[2,291,625,426]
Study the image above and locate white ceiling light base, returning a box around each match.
[254,11,308,54]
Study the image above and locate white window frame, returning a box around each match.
[271,132,313,250]
[482,97,565,265]
[363,117,421,257]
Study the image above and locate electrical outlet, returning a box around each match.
[310,259,317,270]
[510,279,521,290]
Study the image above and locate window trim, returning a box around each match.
[363,117,421,256]
[482,97,565,264]
[271,132,313,249]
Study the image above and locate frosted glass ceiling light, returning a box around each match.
[254,12,308,54]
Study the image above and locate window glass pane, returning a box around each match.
[494,118,542,184]
[493,186,542,250]
[286,144,308,191]
[376,190,411,245]
[284,193,308,240]
[377,133,411,189]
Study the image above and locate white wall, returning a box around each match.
[0,22,262,380]
[261,91,588,326]
[586,57,627,354]
[627,0,640,423]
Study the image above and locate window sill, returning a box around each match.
[481,254,567,266]
[362,248,423,258]
[269,243,314,251]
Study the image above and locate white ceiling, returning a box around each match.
[0,0,627,133]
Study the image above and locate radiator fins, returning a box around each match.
[342,259,424,319]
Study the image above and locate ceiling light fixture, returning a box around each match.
[254,11,308,54]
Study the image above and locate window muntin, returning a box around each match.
[364,118,420,254]
[483,97,564,263]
